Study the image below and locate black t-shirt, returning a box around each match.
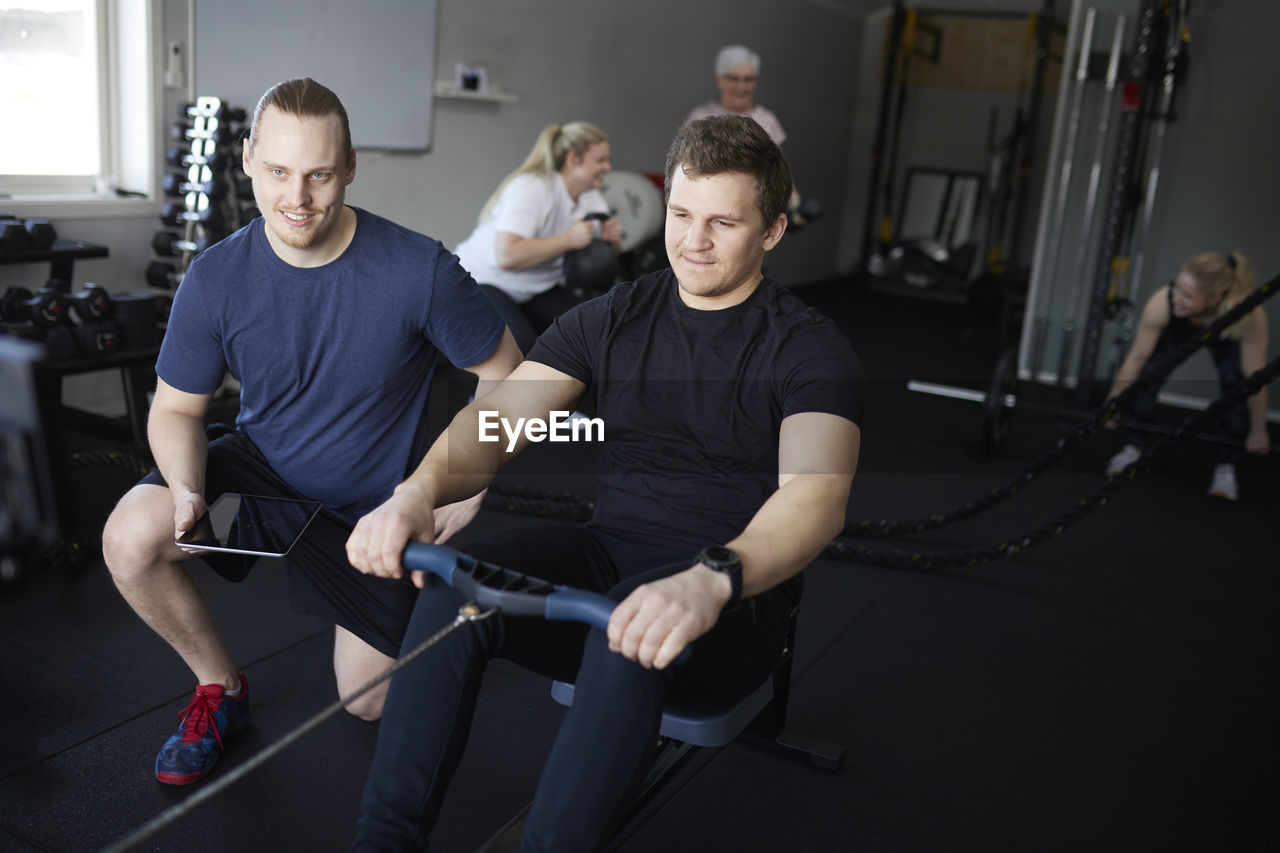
[527,269,864,553]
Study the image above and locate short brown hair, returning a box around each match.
[248,77,353,164]
[664,115,792,228]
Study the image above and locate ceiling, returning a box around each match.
[803,0,1057,19]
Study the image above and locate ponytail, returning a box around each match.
[1182,250,1258,339]
[477,122,608,223]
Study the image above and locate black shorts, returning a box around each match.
[139,425,417,658]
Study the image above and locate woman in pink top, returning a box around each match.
[685,45,803,217]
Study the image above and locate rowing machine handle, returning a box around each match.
[401,542,690,663]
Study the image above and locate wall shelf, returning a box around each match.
[433,82,518,104]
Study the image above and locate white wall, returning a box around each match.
[349,0,864,285]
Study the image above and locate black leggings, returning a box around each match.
[1122,336,1248,463]
[354,523,798,852]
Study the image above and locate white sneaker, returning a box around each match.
[1105,444,1142,476]
[1208,463,1238,501]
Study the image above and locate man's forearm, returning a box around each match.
[395,404,508,510]
[722,474,851,599]
[147,408,209,497]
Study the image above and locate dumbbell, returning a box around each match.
[179,101,247,124]
[71,320,119,357]
[159,197,225,232]
[162,171,227,200]
[67,284,114,322]
[786,197,823,232]
[146,260,182,290]
[165,142,226,170]
[152,230,211,256]
[564,212,620,295]
[62,285,118,357]
[22,219,57,250]
[2,287,70,327]
[0,217,55,251]
[0,287,35,321]
[0,216,30,252]
[170,116,233,145]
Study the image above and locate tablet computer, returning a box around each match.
[175,493,323,557]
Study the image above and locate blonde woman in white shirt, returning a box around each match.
[455,122,622,354]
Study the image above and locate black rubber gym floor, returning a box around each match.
[2,280,1276,852]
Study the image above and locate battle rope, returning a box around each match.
[99,604,497,853]
[824,349,1280,570]
[481,353,1278,571]
[483,483,594,522]
[851,271,1279,538]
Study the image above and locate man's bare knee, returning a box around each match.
[102,485,182,583]
[334,626,394,722]
[342,683,388,722]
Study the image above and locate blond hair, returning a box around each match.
[478,122,608,223]
[1182,250,1258,339]
[248,77,352,165]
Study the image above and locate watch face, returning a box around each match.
[702,545,737,566]
[701,545,742,563]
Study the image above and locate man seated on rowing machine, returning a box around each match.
[345,115,865,851]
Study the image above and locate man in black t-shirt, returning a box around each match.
[345,115,864,851]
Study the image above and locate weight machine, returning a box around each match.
[906,0,1201,454]
[861,0,1062,323]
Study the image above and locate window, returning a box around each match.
[0,0,156,213]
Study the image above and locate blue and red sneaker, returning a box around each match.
[155,672,250,785]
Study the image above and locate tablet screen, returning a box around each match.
[175,493,323,557]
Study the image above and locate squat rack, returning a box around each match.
[860,0,1063,292]
[906,0,1209,454]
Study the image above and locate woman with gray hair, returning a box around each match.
[685,45,785,144]
[685,45,803,217]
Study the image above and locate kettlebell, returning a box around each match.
[564,212,619,296]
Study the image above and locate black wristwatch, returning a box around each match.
[697,545,742,608]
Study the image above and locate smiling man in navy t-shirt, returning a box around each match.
[101,77,521,786]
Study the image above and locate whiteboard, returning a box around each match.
[193,0,437,150]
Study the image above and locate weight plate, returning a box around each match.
[982,347,1018,455]
[598,171,664,253]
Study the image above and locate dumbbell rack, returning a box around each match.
[148,96,254,291]
[0,238,108,285]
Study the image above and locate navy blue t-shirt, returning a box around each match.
[158,207,504,521]
[527,269,864,553]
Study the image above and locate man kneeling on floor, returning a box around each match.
[345,115,865,851]
[101,77,520,786]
